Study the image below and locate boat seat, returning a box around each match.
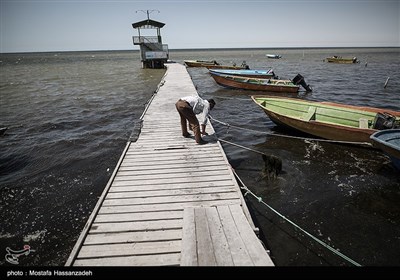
[302,106,316,121]
[359,118,369,129]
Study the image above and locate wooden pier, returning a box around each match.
[65,63,274,266]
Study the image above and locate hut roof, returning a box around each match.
[132,19,165,29]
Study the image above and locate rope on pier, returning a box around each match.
[130,76,167,142]
[218,138,267,156]
[140,78,166,120]
[209,115,372,147]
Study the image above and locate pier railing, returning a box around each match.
[133,36,159,45]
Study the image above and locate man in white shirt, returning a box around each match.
[175,96,216,145]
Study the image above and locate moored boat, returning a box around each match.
[210,71,312,93]
[326,56,359,64]
[184,60,220,67]
[209,68,277,79]
[210,72,300,93]
[206,61,250,70]
[370,129,400,170]
[206,64,249,70]
[266,54,282,59]
[251,96,400,145]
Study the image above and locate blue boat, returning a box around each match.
[208,68,277,79]
[370,129,400,170]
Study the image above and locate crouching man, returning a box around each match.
[175,96,216,145]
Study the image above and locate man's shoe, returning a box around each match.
[183,133,190,138]
[197,139,208,145]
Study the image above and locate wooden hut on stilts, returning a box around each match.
[132,10,169,69]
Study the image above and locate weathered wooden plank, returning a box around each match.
[119,156,225,166]
[78,240,181,258]
[89,219,182,233]
[84,229,182,245]
[112,174,234,186]
[98,199,241,214]
[103,192,240,206]
[118,161,224,171]
[117,165,228,176]
[145,138,217,144]
[180,208,197,266]
[132,137,194,143]
[195,207,217,266]
[113,170,231,181]
[123,153,222,160]
[74,253,180,266]
[217,205,253,266]
[205,207,234,266]
[126,146,221,154]
[109,181,233,192]
[125,150,222,158]
[95,210,183,223]
[106,187,236,199]
[121,159,226,168]
[229,205,274,266]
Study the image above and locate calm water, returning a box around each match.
[0,48,399,266]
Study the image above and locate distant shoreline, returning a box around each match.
[1,46,399,55]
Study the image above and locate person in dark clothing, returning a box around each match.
[175,96,216,145]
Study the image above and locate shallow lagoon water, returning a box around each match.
[0,48,399,266]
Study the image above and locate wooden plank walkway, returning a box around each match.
[65,63,273,266]
[181,205,273,266]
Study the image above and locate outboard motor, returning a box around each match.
[292,74,312,92]
[373,112,397,129]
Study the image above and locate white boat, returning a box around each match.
[266,54,282,59]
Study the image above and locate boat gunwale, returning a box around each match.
[209,69,274,75]
[252,96,400,116]
[370,129,400,153]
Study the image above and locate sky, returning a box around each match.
[0,0,399,53]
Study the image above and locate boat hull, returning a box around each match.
[184,60,219,67]
[326,57,358,64]
[210,73,299,93]
[251,96,400,144]
[209,69,275,79]
[266,54,282,59]
[206,65,248,70]
[266,110,375,143]
[370,129,400,170]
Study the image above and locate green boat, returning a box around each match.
[326,56,359,64]
[251,96,400,145]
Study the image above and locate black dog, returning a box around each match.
[261,154,282,180]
